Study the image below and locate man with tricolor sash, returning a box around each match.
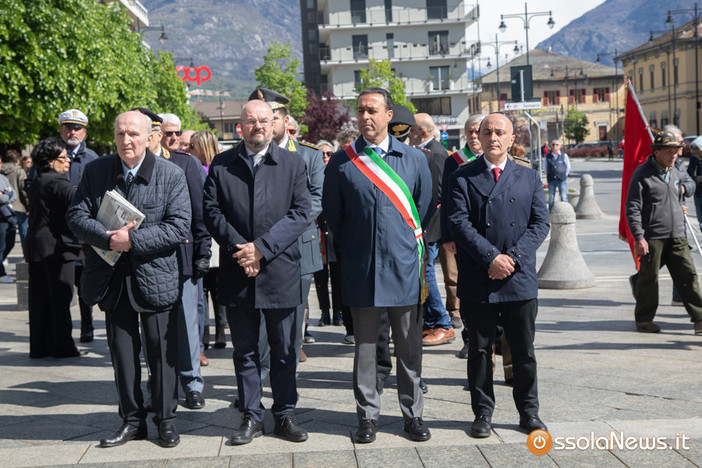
[322,87,432,444]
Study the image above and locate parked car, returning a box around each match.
[682,135,698,159]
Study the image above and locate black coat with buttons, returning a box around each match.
[446,156,550,303]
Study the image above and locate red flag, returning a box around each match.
[618,80,654,268]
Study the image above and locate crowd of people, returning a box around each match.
[15,84,702,450]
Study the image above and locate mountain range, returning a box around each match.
[145,0,699,98]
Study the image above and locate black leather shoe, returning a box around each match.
[80,331,94,343]
[354,419,378,443]
[519,414,548,433]
[158,421,180,447]
[470,415,492,438]
[274,414,308,442]
[419,379,428,394]
[184,391,205,410]
[100,422,147,448]
[404,417,431,441]
[231,415,264,445]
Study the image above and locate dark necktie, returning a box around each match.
[492,167,501,182]
[126,172,134,188]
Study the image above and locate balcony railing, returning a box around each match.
[320,42,474,63]
[324,78,477,98]
[321,6,477,27]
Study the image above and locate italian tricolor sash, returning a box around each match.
[452,146,477,165]
[345,144,428,303]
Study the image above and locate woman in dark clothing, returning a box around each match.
[26,137,83,358]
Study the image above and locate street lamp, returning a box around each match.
[482,34,520,111]
[136,24,168,44]
[498,2,554,65]
[596,48,622,141]
[666,3,700,134]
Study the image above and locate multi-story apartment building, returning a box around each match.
[100,0,149,29]
[301,0,479,149]
[479,49,625,145]
[619,19,702,136]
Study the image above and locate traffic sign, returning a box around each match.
[439,123,449,132]
[504,100,542,111]
[236,123,242,137]
[440,132,449,140]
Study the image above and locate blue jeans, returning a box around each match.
[694,194,702,230]
[15,211,27,261]
[423,242,451,330]
[548,180,568,211]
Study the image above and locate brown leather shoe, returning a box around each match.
[422,327,455,346]
[200,351,209,366]
[422,328,434,338]
[635,321,660,333]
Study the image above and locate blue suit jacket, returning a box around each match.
[322,135,432,307]
[447,156,549,303]
[203,141,311,309]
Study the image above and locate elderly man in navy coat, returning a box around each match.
[447,113,550,439]
[203,99,311,445]
[323,87,432,444]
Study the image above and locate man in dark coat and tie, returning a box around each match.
[323,87,433,444]
[66,110,191,448]
[203,99,311,445]
[446,113,550,439]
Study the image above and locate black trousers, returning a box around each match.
[74,264,93,333]
[104,289,178,425]
[228,305,297,422]
[202,267,227,346]
[465,299,539,418]
[28,261,77,358]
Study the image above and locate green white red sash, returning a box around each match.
[452,146,477,165]
[345,144,428,301]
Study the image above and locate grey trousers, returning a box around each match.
[351,305,423,422]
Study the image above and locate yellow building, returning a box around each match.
[476,49,625,145]
[619,19,702,136]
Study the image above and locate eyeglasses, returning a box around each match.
[243,119,271,128]
[289,130,297,136]
[323,151,333,157]
[164,131,182,137]
[55,156,70,162]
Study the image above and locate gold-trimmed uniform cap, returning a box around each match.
[58,109,88,127]
[650,131,684,151]
[248,87,290,111]
[388,104,415,139]
[131,107,163,129]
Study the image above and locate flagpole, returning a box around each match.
[626,79,654,143]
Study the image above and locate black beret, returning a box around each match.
[388,104,416,139]
[248,87,290,111]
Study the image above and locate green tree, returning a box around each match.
[564,108,589,144]
[254,41,308,119]
[354,59,416,113]
[0,0,200,147]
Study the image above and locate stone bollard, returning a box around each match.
[575,174,603,219]
[16,262,28,310]
[538,202,595,289]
